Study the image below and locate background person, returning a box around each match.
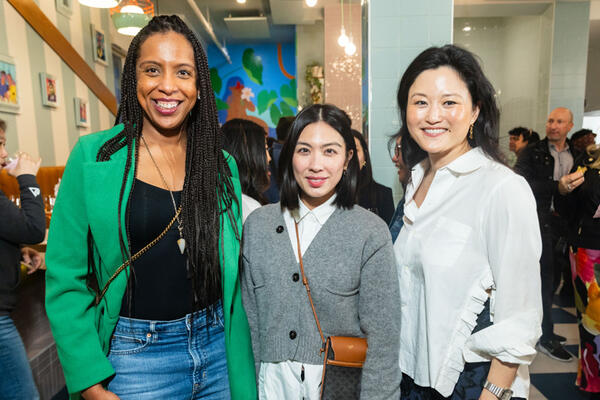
[352,129,394,224]
[241,104,401,399]
[388,133,411,242]
[558,143,600,395]
[570,129,597,153]
[0,119,45,400]
[222,118,271,222]
[44,16,255,399]
[515,107,581,362]
[508,126,540,157]
[264,116,295,204]
[395,45,542,400]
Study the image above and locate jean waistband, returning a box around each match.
[114,300,223,335]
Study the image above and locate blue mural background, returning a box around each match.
[206,42,297,137]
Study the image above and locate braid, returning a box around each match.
[91,15,239,312]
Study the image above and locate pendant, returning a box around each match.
[177,238,186,254]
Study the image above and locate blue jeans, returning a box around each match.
[0,315,40,400]
[107,302,230,399]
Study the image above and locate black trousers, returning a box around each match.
[539,214,569,341]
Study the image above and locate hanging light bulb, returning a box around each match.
[344,40,356,56]
[236,0,247,4]
[79,0,119,8]
[338,27,349,47]
[305,0,318,6]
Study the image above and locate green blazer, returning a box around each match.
[45,124,257,399]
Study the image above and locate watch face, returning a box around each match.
[500,390,514,400]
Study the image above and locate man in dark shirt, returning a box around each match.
[508,126,540,157]
[515,107,584,362]
[0,120,46,399]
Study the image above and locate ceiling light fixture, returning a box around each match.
[110,0,154,36]
[305,0,318,7]
[337,0,348,48]
[79,0,119,8]
[462,25,472,32]
[236,0,247,4]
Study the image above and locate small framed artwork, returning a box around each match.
[55,0,73,18]
[73,97,90,128]
[0,54,19,114]
[91,24,108,66]
[40,72,59,108]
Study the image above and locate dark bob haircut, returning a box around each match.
[222,118,270,204]
[396,45,505,168]
[279,103,358,211]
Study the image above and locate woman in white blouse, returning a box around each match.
[395,45,542,400]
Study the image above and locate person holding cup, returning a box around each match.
[0,119,46,400]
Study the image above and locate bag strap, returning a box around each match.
[95,204,182,305]
[294,220,326,353]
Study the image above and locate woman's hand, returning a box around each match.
[7,152,41,178]
[558,170,584,195]
[81,384,120,400]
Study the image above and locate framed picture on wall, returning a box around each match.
[73,97,90,128]
[40,72,59,108]
[91,24,108,66]
[0,54,20,114]
[55,0,73,18]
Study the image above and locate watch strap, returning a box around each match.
[483,380,513,400]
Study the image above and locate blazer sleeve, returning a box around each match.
[358,221,402,399]
[45,140,115,395]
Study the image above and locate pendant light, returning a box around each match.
[79,0,119,8]
[337,0,349,48]
[344,1,356,56]
[111,0,154,36]
[305,0,318,7]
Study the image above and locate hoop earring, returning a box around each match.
[469,124,474,140]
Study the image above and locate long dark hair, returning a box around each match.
[351,129,374,190]
[222,119,270,204]
[89,15,238,311]
[279,104,358,211]
[396,45,505,168]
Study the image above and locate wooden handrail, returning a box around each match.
[7,0,118,115]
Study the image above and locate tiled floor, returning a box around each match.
[529,301,592,399]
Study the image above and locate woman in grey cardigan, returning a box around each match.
[241,104,401,399]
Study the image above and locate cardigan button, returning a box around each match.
[292,273,300,282]
[276,225,284,233]
[289,330,297,340]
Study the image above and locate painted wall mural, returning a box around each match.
[206,43,297,137]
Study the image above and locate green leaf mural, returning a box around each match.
[209,67,222,95]
[242,48,263,85]
[215,97,229,111]
[280,101,294,117]
[280,79,297,108]
[270,103,282,126]
[257,90,278,115]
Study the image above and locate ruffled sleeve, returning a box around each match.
[464,174,543,364]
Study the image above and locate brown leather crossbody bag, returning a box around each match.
[294,221,367,400]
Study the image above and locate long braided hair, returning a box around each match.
[89,15,239,312]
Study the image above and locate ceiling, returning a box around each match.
[153,0,360,45]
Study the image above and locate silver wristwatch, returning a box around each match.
[483,380,513,400]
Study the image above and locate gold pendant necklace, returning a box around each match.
[141,136,186,254]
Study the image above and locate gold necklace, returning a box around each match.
[141,136,186,255]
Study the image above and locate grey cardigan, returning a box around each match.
[241,203,401,399]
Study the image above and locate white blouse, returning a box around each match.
[258,195,337,400]
[394,148,543,398]
[242,193,262,223]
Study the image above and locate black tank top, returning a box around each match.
[120,179,193,320]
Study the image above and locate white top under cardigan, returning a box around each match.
[258,195,337,400]
[394,147,543,398]
[242,193,262,223]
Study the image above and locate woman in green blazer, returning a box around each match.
[45,16,256,400]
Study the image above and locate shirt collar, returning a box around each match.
[410,147,487,179]
[294,194,338,225]
[549,141,570,153]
